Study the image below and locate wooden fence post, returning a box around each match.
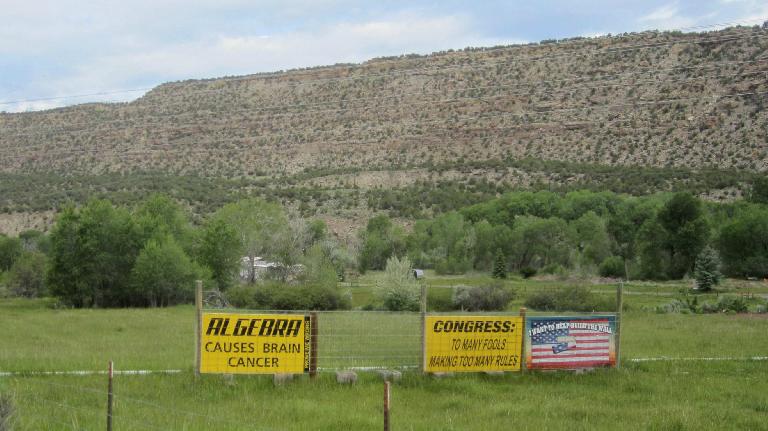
[106,360,114,431]
[615,282,623,368]
[519,307,527,372]
[420,283,427,373]
[383,381,391,431]
[310,312,318,379]
[195,280,202,377]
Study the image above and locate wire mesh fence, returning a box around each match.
[201,282,624,372]
[314,311,422,371]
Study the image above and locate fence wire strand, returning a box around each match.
[15,377,274,431]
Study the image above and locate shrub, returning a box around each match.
[701,294,748,313]
[428,291,454,312]
[520,266,537,279]
[655,299,687,314]
[524,286,613,312]
[452,282,515,311]
[599,256,625,278]
[524,289,557,311]
[540,263,566,276]
[383,289,420,312]
[226,284,260,308]
[435,257,472,275]
[227,282,350,310]
[376,256,420,311]
[693,246,722,291]
[8,251,47,298]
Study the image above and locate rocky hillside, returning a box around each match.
[0,25,766,234]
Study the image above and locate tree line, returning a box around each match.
[2,181,767,308]
[358,186,768,281]
[0,195,350,308]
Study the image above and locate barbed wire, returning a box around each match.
[17,377,273,430]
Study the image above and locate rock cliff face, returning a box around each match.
[2,26,766,177]
[0,26,766,234]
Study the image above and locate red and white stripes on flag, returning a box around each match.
[530,319,611,369]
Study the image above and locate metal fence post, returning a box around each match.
[310,312,318,378]
[519,307,527,372]
[616,282,624,368]
[107,360,114,431]
[195,280,202,377]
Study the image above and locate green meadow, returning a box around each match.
[1,276,767,430]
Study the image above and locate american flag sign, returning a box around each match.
[525,316,616,369]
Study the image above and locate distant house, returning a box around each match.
[239,256,278,280]
[413,269,425,279]
[240,256,303,281]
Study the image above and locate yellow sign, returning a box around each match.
[200,313,310,374]
[424,316,523,373]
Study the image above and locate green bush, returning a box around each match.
[654,299,688,314]
[383,289,420,312]
[520,266,537,279]
[227,282,350,311]
[428,291,455,312]
[524,286,613,312]
[524,290,557,311]
[434,257,472,275]
[599,256,625,278]
[376,256,420,311]
[701,294,748,313]
[452,282,515,311]
[7,251,47,298]
[226,284,260,308]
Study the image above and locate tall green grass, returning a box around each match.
[1,276,767,430]
[4,362,767,430]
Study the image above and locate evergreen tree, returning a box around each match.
[694,246,722,292]
[492,249,507,279]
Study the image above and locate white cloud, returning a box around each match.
[4,12,525,112]
[638,3,697,29]
[731,1,768,25]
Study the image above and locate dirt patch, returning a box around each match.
[0,211,56,235]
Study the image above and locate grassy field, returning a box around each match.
[1,276,767,430]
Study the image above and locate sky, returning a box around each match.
[1,0,766,112]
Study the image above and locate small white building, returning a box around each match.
[239,256,278,280]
